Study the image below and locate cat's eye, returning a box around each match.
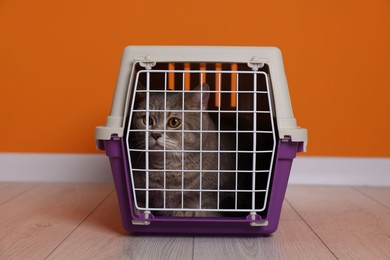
[168,117,181,128]
[142,115,153,126]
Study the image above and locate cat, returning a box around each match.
[129,83,237,217]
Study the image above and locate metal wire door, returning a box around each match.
[126,62,277,216]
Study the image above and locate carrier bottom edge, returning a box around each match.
[121,221,278,236]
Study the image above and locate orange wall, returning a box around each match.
[1,0,389,157]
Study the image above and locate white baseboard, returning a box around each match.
[0,153,113,183]
[0,153,389,186]
[289,156,390,186]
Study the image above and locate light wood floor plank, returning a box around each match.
[0,182,39,205]
[355,186,390,209]
[0,183,114,260]
[279,199,301,221]
[286,185,390,259]
[193,199,336,260]
[47,193,194,260]
[2,183,389,259]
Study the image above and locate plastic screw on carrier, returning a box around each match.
[139,56,156,70]
[248,57,265,71]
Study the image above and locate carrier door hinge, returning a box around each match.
[247,212,269,227]
[248,57,265,71]
[132,211,152,225]
[137,56,157,70]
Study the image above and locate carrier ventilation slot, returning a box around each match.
[166,63,239,108]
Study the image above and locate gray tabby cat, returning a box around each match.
[130,83,235,217]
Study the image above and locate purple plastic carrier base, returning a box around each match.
[101,137,303,236]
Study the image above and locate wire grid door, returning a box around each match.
[126,62,277,216]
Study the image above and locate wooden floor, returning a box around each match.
[0,183,389,259]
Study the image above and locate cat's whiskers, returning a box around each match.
[130,137,147,149]
[163,137,179,150]
[134,152,144,164]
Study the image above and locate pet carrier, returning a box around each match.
[95,46,307,236]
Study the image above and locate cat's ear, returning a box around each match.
[136,81,146,91]
[185,84,210,110]
[134,81,146,99]
[137,81,146,95]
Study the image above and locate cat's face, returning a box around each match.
[132,105,185,151]
[130,84,210,154]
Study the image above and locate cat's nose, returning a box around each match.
[151,132,162,140]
